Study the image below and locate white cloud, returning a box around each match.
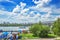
[12,5,21,13]
[0,10,16,16]
[35,13,41,17]
[0,0,16,4]
[29,0,60,22]
[53,8,60,14]
[21,8,29,14]
[13,2,27,13]
[0,1,60,23]
[0,5,6,11]
[20,2,26,9]
[33,0,51,5]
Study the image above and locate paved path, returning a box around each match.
[26,38,56,40]
[23,37,60,40]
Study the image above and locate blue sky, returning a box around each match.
[0,0,60,23]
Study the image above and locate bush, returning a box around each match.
[52,18,60,36]
[39,25,50,38]
[39,29,49,38]
[29,23,42,37]
[29,23,51,38]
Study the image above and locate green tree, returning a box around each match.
[52,18,60,36]
[29,23,42,37]
[39,25,50,38]
[29,22,50,37]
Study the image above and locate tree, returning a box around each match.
[29,22,50,37]
[52,18,60,36]
[29,23,42,37]
[39,25,50,38]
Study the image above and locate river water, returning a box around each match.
[0,26,30,31]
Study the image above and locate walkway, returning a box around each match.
[26,38,56,40]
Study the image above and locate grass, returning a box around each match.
[22,33,39,39]
[48,33,57,38]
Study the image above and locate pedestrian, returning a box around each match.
[7,33,13,40]
[16,34,18,40]
[12,34,16,40]
[18,32,22,39]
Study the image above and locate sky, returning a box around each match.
[0,0,60,23]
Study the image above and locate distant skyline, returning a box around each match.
[0,0,60,23]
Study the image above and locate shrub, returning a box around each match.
[29,23,51,38]
[29,23,42,37]
[52,18,60,36]
[39,25,50,38]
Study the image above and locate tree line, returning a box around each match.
[29,18,60,38]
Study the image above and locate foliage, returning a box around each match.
[22,33,38,39]
[52,18,60,36]
[39,25,50,38]
[29,23,42,37]
[48,33,57,38]
[29,22,51,38]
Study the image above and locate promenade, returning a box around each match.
[26,38,55,40]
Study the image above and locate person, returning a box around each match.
[12,32,18,40]
[16,34,18,40]
[18,32,22,39]
[12,34,16,40]
[7,32,13,40]
[0,30,3,40]
[3,32,8,40]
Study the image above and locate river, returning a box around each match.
[0,26,30,31]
